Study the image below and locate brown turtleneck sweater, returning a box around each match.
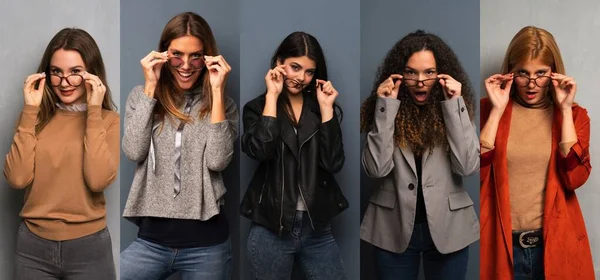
[3,105,119,240]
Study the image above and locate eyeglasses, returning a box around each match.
[513,75,552,88]
[402,77,438,87]
[167,56,205,71]
[49,74,84,87]
[284,78,307,90]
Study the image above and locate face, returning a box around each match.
[403,50,438,105]
[511,58,552,105]
[167,35,205,90]
[49,49,87,105]
[280,56,316,95]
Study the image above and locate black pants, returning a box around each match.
[15,222,116,280]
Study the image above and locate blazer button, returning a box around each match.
[380,107,385,112]
[247,209,253,215]
[338,202,345,208]
[461,107,465,112]
[322,180,327,187]
[408,183,415,190]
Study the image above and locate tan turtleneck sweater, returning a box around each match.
[3,105,119,240]
[507,101,553,230]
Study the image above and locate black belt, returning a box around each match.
[512,229,543,248]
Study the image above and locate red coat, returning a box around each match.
[480,98,594,279]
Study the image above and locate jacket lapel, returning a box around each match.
[399,146,417,178]
[495,100,514,264]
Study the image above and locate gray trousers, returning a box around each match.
[14,222,116,280]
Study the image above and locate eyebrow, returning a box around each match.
[404,67,437,71]
[170,48,204,54]
[49,65,84,71]
[517,68,550,73]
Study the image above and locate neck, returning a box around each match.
[513,93,551,109]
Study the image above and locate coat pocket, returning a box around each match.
[369,188,396,209]
[448,191,474,211]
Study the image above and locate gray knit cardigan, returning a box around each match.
[122,85,238,223]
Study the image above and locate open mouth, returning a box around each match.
[176,71,196,82]
[413,91,428,102]
[525,91,537,100]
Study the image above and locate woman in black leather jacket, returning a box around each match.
[240,31,348,280]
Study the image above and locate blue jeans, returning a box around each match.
[120,238,231,280]
[247,211,346,280]
[374,223,469,280]
[513,244,544,280]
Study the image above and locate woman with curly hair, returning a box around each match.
[360,30,479,280]
[480,26,593,279]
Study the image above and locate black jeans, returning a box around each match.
[14,222,116,279]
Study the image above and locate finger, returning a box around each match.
[143,51,168,63]
[437,74,455,81]
[208,64,224,74]
[37,77,46,91]
[274,67,287,77]
[147,58,167,69]
[486,74,505,83]
[393,79,402,91]
[389,74,403,80]
[503,78,513,90]
[438,78,446,88]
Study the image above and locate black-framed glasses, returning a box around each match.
[513,75,552,88]
[49,74,84,87]
[402,77,438,87]
[284,78,307,90]
[167,55,205,71]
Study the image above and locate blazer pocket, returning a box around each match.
[448,191,474,211]
[369,188,396,209]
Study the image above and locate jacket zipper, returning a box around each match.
[258,165,269,204]
[279,141,285,236]
[297,129,319,230]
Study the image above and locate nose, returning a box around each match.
[61,77,70,88]
[527,79,536,89]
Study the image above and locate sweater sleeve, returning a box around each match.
[122,85,157,162]
[3,105,39,189]
[205,96,239,171]
[83,106,120,192]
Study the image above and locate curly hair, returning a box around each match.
[360,30,475,156]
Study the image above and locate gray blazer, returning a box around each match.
[360,97,479,254]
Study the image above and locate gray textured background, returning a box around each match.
[119,0,240,279]
[481,0,600,277]
[0,0,121,278]
[360,0,481,279]
[239,0,361,279]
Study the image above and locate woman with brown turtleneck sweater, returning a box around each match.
[480,26,593,279]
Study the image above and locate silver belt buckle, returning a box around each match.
[519,230,538,248]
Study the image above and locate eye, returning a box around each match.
[536,70,547,76]
[405,70,416,75]
[51,69,61,74]
[72,69,82,74]
[426,70,436,75]
[172,51,182,57]
[518,70,528,76]
[306,70,314,76]
[191,53,203,59]
[291,65,300,71]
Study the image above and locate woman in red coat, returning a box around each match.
[480,26,593,279]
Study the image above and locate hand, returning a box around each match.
[140,50,168,91]
[437,74,462,100]
[551,73,576,110]
[376,74,402,99]
[265,64,287,97]
[23,72,46,107]
[316,79,339,109]
[205,55,231,93]
[484,73,513,111]
[84,72,106,106]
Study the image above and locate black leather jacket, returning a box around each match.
[240,94,348,236]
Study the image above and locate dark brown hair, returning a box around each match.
[36,28,115,133]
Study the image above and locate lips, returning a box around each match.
[176,71,195,82]
[525,91,537,100]
[414,91,428,102]
[59,89,76,97]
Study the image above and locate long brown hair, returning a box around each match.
[35,28,116,133]
[501,26,566,105]
[360,31,475,156]
[154,12,219,125]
